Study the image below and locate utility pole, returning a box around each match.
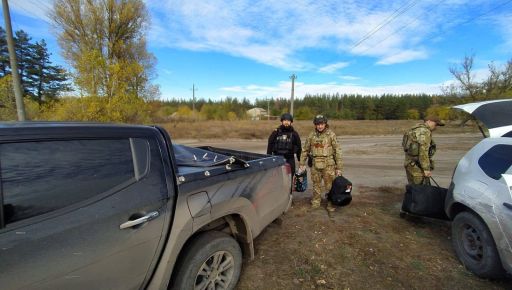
[2,0,25,121]
[267,98,270,120]
[289,74,296,116]
[191,84,197,120]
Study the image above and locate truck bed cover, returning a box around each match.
[173,144,287,184]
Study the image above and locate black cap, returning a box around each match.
[281,113,293,122]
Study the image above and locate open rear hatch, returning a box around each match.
[453,99,512,138]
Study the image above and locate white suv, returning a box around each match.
[446,99,512,278]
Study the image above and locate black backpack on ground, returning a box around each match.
[327,176,353,206]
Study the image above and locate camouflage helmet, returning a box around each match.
[313,114,327,125]
[281,113,293,122]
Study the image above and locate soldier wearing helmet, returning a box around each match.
[299,114,343,212]
[267,113,302,175]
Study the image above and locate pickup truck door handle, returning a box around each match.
[119,211,159,229]
[504,203,512,211]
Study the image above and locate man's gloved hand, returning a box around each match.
[298,165,306,174]
[335,169,342,176]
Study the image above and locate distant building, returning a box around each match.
[246,107,267,120]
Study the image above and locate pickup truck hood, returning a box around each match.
[453,99,512,138]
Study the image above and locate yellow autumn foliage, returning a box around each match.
[40,95,150,123]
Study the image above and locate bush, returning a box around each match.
[406,109,420,120]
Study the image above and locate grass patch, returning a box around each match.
[159,119,481,140]
[294,267,307,279]
[410,260,425,272]
[415,229,431,239]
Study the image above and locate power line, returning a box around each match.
[456,0,512,26]
[351,0,418,50]
[347,0,512,76]
[356,0,444,56]
[9,0,52,25]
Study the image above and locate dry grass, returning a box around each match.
[159,120,481,140]
[237,186,511,289]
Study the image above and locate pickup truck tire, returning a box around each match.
[171,231,242,290]
[452,211,505,279]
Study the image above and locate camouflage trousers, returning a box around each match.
[404,161,431,185]
[311,164,336,207]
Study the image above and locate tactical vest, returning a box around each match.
[403,125,436,159]
[402,126,421,156]
[274,129,293,155]
[311,133,334,157]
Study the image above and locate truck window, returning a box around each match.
[0,139,135,224]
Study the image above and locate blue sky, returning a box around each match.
[2,0,512,102]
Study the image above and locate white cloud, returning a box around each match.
[339,75,361,81]
[161,69,173,75]
[220,83,283,99]
[376,49,428,65]
[318,62,350,73]
[149,0,506,70]
[493,12,512,51]
[472,67,494,82]
[218,81,445,100]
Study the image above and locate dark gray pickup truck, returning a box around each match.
[0,122,292,290]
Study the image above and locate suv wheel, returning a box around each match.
[171,231,242,290]
[452,211,505,278]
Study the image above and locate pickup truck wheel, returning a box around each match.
[171,231,242,290]
[452,211,505,279]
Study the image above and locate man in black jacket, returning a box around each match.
[267,113,302,174]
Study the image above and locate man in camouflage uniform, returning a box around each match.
[404,115,445,185]
[299,115,343,212]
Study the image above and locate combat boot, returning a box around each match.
[326,201,336,212]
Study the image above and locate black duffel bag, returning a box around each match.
[327,176,353,206]
[401,178,448,220]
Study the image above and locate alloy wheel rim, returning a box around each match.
[195,250,235,290]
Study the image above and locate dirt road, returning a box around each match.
[177,134,511,289]
[178,133,479,188]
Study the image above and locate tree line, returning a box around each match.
[154,94,449,122]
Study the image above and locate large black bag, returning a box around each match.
[401,183,448,220]
[327,176,353,206]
